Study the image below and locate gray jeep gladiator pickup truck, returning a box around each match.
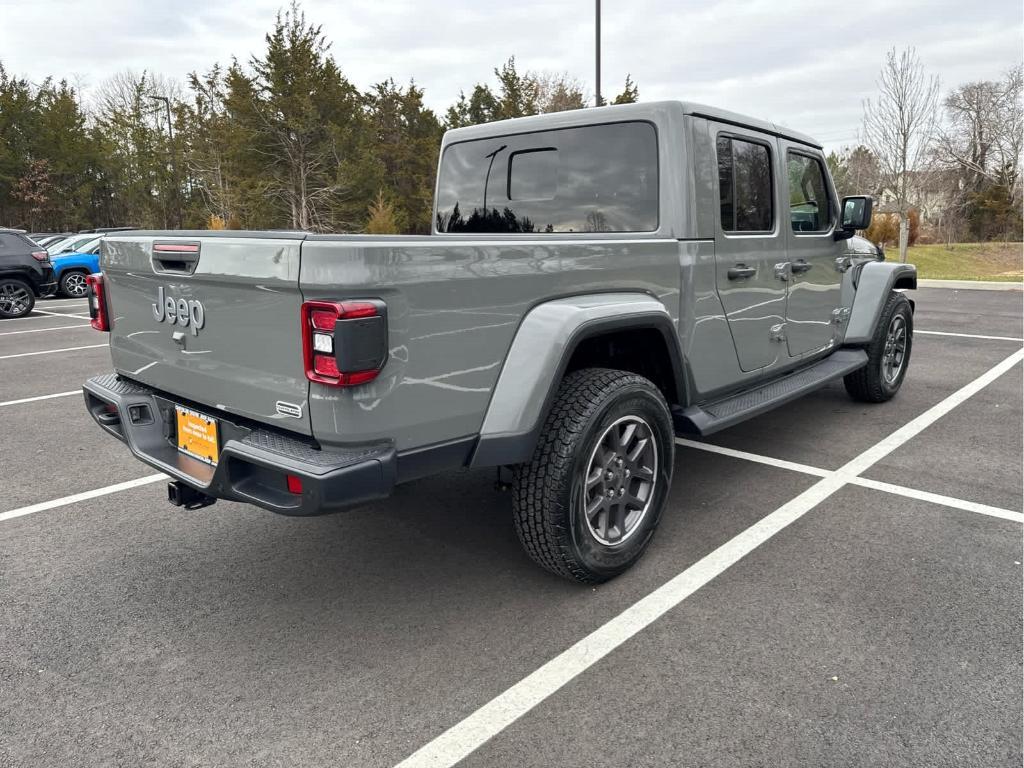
[83,101,916,583]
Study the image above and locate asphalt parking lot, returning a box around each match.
[2,287,1021,767]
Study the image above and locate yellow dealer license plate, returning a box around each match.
[175,406,219,466]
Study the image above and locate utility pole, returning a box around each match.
[595,0,602,107]
[149,95,181,229]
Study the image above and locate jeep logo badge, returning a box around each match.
[152,286,205,336]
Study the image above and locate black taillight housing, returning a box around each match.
[301,300,387,387]
[86,273,110,332]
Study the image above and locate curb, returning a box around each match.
[917,279,1022,292]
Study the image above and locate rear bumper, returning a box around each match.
[83,374,396,516]
[34,267,56,296]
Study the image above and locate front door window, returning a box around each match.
[784,150,841,357]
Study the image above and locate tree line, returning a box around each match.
[829,48,1021,259]
[0,8,1019,245]
[0,3,636,235]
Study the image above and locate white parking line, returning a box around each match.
[675,438,1019,524]
[0,391,79,408]
[31,308,92,320]
[849,477,1023,524]
[394,346,1024,768]
[841,349,1022,475]
[0,310,86,325]
[0,323,91,336]
[0,344,106,360]
[917,329,1024,342]
[675,439,1023,523]
[0,475,166,523]
[675,438,831,477]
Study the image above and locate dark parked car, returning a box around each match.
[0,229,56,318]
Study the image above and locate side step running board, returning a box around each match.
[674,348,868,436]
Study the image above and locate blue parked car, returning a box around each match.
[50,236,101,298]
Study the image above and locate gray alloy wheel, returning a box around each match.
[881,313,908,385]
[581,415,659,545]
[843,290,913,403]
[0,279,34,318]
[60,270,89,298]
[512,368,674,583]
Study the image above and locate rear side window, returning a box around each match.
[717,135,774,233]
[435,121,659,233]
[0,233,27,251]
[787,152,831,232]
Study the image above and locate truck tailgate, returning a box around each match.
[102,233,311,435]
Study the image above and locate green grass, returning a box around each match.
[900,242,1023,282]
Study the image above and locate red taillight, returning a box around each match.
[310,309,338,331]
[313,353,340,378]
[31,250,48,262]
[336,301,378,319]
[86,273,110,332]
[300,300,386,387]
[286,474,303,494]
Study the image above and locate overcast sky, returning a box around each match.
[0,0,1020,150]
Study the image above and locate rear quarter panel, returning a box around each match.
[301,236,682,450]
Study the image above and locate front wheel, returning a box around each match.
[844,290,913,403]
[0,278,35,319]
[512,368,675,583]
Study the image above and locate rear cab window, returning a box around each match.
[435,121,659,234]
[786,152,832,232]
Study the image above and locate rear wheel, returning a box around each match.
[512,368,674,583]
[0,278,35,319]
[59,269,89,298]
[844,290,913,403]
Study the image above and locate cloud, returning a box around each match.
[0,0,1020,149]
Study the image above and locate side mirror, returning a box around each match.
[841,196,872,230]
[834,196,872,241]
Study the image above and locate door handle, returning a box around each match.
[791,259,813,274]
[727,264,757,280]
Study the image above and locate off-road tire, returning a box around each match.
[844,290,913,403]
[0,277,35,319]
[512,368,674,583]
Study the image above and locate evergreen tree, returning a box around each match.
[355,79,442,233]
[445,84,500,129]
[365,190,402,234]
[230,1,363,230]
[611,75,639,104]
[494,57,539,119]
[0,65,40,225]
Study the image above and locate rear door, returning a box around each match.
[711,125,786,372]
[781,146,843,357]
[103,233,312,435]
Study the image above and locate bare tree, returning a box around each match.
[531,71,588,114]
[934,66,1023,206]
[862,47,940,261]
